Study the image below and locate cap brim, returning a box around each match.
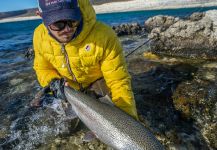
[42,8,81,26]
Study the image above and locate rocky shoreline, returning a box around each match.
[141,9,217,149]
[93,0,217,14]
[3,9,217,150]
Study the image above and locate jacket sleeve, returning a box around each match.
[100,31,138,120]
[33,27,61,87]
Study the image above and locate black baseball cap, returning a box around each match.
[38,0,82,26]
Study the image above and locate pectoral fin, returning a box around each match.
[98,95,114,106]
[82,131,97,142]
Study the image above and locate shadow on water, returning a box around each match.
[129,59,210,149]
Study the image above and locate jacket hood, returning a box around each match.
[73,0,96,44]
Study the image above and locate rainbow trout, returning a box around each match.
[64,87,164,150]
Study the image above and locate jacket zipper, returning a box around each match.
[60,44,83,90]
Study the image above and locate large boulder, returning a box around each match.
[146,10,217,60]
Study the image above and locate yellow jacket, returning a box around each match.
[33,0,138,119]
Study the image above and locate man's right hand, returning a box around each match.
[49,78,66,100]
[30,78,67,107]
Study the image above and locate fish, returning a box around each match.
[64,86,164,150]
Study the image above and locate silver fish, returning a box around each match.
[64,86,164,150]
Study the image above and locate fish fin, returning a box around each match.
[98,95,114,106]
[82,131,97,142]
[62,102,78,118]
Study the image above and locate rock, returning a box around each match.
[189,12,205,21]
[0,129,8,139]
[128,57,216,149]
[198,68,217,82]
[128,59,211,149]
[147,10,217,61]
[172,66,217,149]
[54,138,61,145]
[112,22,144,36]
[144,15,179,32]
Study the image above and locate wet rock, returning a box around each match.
[112,22,145,36]
[202,123,217,149]
[200,62,217,82]
[147,10,217,60]
[0,129,8,139]
[172,65,217,149]
[128,58,209,149]
[142,51,217,149]
[43,130,110,150]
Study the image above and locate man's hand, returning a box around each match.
[65,82,69,87]
[49,78,66,100]
[30,78,68,107]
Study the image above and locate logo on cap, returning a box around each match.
[44,0,72,6]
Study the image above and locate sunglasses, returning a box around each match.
[49,20,80,31]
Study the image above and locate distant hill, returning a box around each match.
[0,0,128,19]
[90,0,131,5]
[0,8,37,19]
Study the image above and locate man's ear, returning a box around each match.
[36,10,42,17]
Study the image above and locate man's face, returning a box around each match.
[48,20,80,43]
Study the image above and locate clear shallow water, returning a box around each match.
[0,6,217,149]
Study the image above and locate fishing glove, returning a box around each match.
[49,78,66,100]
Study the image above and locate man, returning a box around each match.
[33,0,138,120]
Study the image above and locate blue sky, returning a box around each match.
[0,0,38,12]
